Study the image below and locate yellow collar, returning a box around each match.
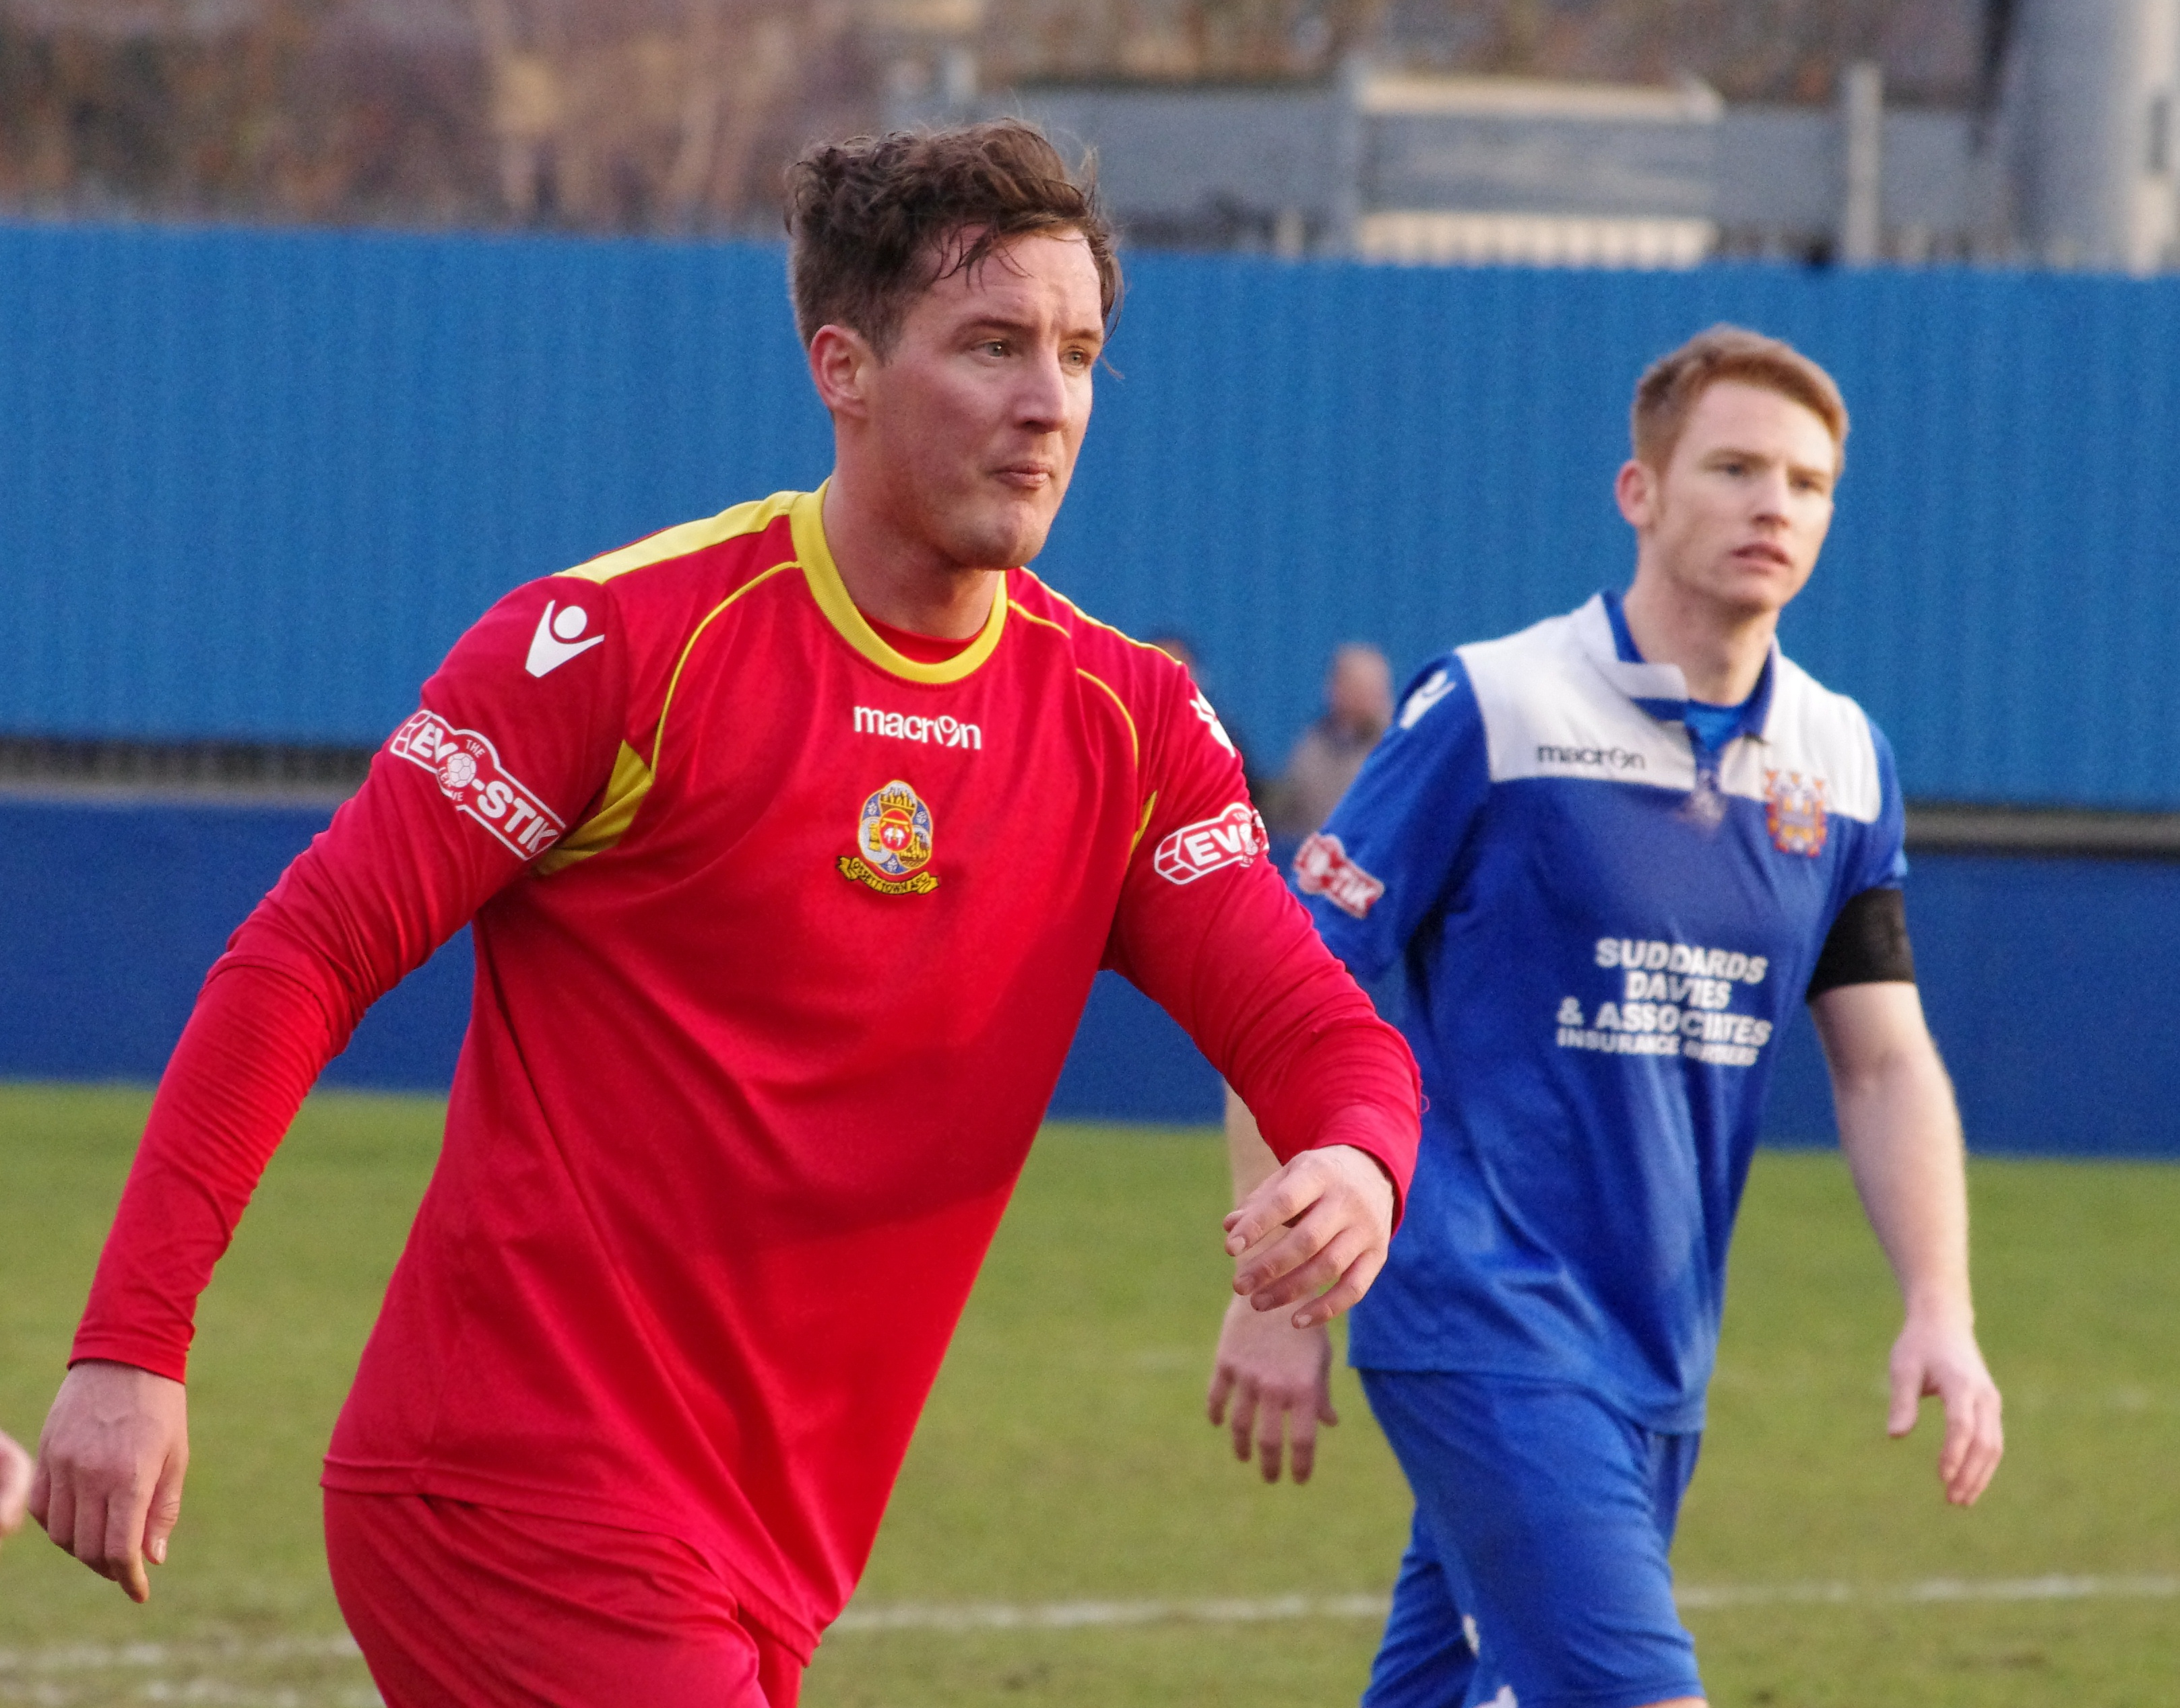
[791,485,1008,685]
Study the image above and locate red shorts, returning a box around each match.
[325,1489,802,1708]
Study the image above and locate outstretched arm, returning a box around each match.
[32,960,332,1600]
[1108,843,1413,1336]
[1812,979,2002,1506]
[35,574,629,1600]
[1205,1088,1342,1484]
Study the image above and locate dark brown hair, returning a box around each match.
[1632,325,1849,471]
[784,119,1120,355]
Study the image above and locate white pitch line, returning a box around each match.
[0,1575,2171,1678]
[831,1592,1392,1633]
[831,1573,2180,1634]
[0,1634,362,1674]
[1675,1573,2180,1611]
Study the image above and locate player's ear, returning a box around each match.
[1614,458,1658,530]
[808,323,878,420]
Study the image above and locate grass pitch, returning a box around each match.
[1,1084,2175,1706]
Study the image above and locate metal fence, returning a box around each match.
[7,220,2179,808]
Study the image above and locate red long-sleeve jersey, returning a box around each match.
[75,487,1419,1656]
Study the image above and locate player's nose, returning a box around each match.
[1749,466,1794,519]
[1011,345,1072,429]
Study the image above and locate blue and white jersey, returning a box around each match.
[1307,593,1906,1432]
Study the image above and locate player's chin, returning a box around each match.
[953,494,1061,570]
[1714,558,1808,612]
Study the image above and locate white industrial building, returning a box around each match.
[893,0,2180,272]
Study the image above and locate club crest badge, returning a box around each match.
[1764,769,1828,857]
[839,779,938,895]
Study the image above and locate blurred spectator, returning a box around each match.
[1264,643,1392,839]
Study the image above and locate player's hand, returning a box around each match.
[0,1428,33,1543]
[1223,1140,1395,1328]
[30,1360,190,1602]
[1207,1292,1337,1483]
[1886,1313,2002,1506]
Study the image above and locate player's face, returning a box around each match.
[1624,381,1838,620]
[863,230,1105,572]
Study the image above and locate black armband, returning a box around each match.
[1805,885,1915,1000]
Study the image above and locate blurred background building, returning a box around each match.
[3,0,2177,271]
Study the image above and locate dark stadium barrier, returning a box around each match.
[3,795,2174,1157]
[0,795,471,1092]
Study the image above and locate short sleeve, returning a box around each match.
[1844,718,1910,900]
[1298,655,1493,981]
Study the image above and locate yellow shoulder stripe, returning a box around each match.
[651,563,798,771]
[1076,667,1140,769]
[537,740,655,874]
[1017,573,1176,660]
[557,491,804,585]
[1130,790,1159,857]
[1010,596,1145,770]
[1006,599,1072,638]
[534,494,808,872]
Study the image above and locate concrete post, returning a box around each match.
[1330,52,1369,256]
[1838,61,1885,262]
[2003,0,2180,271]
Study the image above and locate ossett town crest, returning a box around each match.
[839,779,938,895]
[1764,768,1828,857]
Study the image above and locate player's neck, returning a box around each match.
[821,477,999,642]
[1619,574,1776,705]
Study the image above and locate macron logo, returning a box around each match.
[1399,667,1456,730]
[1190,692,1238,759]
[525,601,605,678]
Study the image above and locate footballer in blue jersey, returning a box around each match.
[1207,327,2003,1708]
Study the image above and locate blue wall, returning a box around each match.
[5,225,2177,1152]
[0,797,472,1091]
[1,796,2173,1157]
[7,222,2180,808]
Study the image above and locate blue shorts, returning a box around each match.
[1357,1370,1705,1708]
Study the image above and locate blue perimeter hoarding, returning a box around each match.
[3,224,2177,1151]
[5,223,2180,810]
[1,794,2171,1158]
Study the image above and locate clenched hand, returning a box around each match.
[1221,1142,1395,1329]
[31,1360,190,1602]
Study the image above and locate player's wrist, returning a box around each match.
[1899,1283,1975,1334]
[1304,1107,1405,1200]
[1313,1140,1399,1219]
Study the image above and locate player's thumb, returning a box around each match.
[1885,1357,1923,1439]
[0,1451,31,1539]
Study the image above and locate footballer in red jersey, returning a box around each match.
[30,122,1421,1706]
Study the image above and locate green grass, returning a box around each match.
[2,1084,2176,1706]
